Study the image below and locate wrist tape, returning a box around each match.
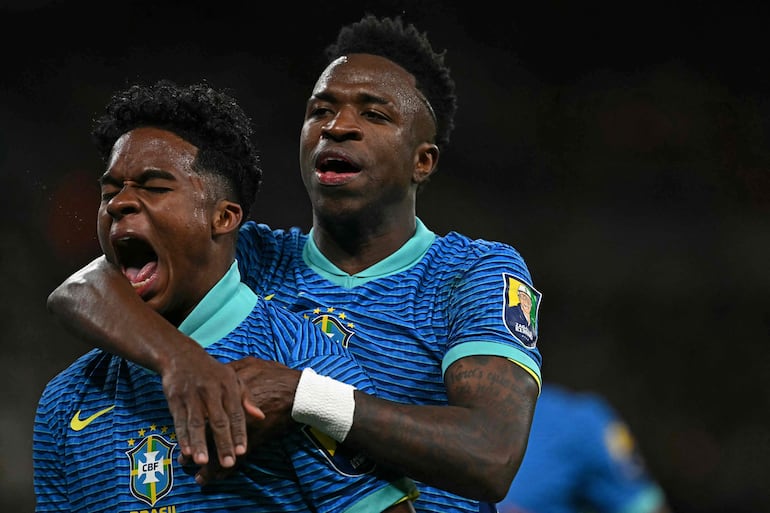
[291,367,356,442]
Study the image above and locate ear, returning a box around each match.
[413,142,439,185]
[212,200,243,236]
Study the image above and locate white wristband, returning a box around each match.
[291,367,356,442]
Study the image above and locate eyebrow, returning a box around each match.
[312,90,391,107]
[98,168,176,186]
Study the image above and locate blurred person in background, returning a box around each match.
[498,383,674,513]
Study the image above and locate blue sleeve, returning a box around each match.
[442,242,542,388]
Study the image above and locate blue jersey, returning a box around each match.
[34,264,416,512]
[236,219,543,513]
[498,385,666,513]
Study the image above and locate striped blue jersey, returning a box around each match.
[498,385,665,513]
[33,265,417,512]
[236,219,543,513]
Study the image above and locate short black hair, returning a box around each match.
[325,14,458,152]
[92,79,262,221]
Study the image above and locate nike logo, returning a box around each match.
[70,405,115,431]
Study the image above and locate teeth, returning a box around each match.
[131,277,151,290]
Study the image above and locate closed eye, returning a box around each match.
[143,186,172,193]
[362,109,389,122]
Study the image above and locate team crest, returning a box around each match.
[502,274,541,348]
[126,433,176,506]
[301,425,376,476]
[308,307,355,347]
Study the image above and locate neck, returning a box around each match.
[312,212,417,275]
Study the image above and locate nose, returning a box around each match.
[321,107,363,141]
[106,184,141,219]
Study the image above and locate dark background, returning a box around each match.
[2,1,768,511]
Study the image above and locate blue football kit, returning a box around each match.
[34,263,417,512]
[236,218,543,513]
[498,385,666,513]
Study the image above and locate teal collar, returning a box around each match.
[177,261,258,348]
[303,218,436,288]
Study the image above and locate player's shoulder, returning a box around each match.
[433,230,525,261]
[429,231,532,287]
[39,349,116,413]
[45,349,113,386]
[239,221,307,244]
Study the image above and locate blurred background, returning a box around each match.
[1,1,768,511]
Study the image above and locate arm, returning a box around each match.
[213,354,537,502]
[348,355,537,501]
[46,256,252,468]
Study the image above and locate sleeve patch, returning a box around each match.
[502,274,541,348]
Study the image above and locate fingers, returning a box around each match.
[243,399,266,421]
[169,391,210,465]
[205,388,247,466]
[162,356,249,469]
[194,459,236,486]
[166,386,204,465]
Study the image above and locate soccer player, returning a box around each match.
[497,384,674,513]
[47,16,543,513]
[33,79,417,512]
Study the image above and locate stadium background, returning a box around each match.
[1,1,768,511]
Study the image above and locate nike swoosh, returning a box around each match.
[70,405,116,431]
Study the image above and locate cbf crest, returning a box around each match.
[126,432,176,506]
[306,307,355,347]
[502,274,541,348]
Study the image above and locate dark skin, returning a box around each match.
[76,124,416,513]
[48,55,539,502]
[98,127,242,325]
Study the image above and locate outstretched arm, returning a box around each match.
[209,354,537,502]
[46,256,254,468]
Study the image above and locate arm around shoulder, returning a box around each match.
[47,255,251,469]
[47,255,189,372]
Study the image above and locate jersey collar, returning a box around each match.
[303,218,436,287]
[177,261,258,348]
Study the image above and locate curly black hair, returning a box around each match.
[92,79,262,221]
[325,14,458,152]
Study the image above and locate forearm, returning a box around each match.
[46,255,197,372]
[342,357,538,501]
[345,399,520,501]
[233,356,537,499]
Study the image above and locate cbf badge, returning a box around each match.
[126,434,176,506]
[308,307,354,348]
[502,274,541,348]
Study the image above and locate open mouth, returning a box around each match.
[114,237,158,290]
[318,156,360,173]
[315,155,361,185]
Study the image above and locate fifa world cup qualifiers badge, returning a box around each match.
[502,274,541,348]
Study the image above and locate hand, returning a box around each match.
[192,357,301,485]
[165,345,263,469]
[232,357,301,440]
